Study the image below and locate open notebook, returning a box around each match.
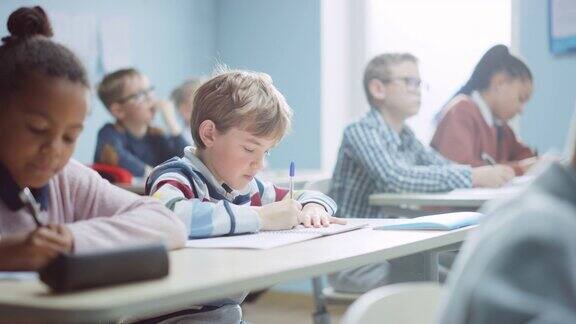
[186,223,368,249]
[374,212,485,231]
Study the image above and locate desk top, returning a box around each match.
[369,187,521,208]
[0,221,474,323]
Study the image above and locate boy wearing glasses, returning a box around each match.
[94,68,188,178]
[328,53,515,293]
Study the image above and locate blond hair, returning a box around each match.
[363,53,418,107]
[171,77,203,108]
[97,68,141,109]
[191,69,292,149]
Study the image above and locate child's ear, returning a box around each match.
[109,102,126,120]
[369,79,386,101]
[490,72,509,93]
[198,120,217,148]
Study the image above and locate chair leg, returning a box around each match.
[428,251,440,282]
[311,277,331,324]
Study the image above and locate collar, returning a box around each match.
[367,109,416,150]
[0,163,49,211]
[471,91,496,127]
[183,147,252,201]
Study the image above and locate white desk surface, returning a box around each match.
[0,220,474,323]
[369,187,522,208]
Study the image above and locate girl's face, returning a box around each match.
[491,75,533,122]
[0,75,88,188]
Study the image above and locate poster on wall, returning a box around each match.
[549,0,576,54]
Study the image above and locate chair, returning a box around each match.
[91,163,133,184]
[304,178,362,324]
[341,282,443,324]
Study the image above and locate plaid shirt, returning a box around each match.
[330,109,472,218]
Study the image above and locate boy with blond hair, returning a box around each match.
[94,68,188,178]
[145,69,343,323]
[171,77,203,143]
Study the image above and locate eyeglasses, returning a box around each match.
[380,77,427,91]
[117,86,155,104]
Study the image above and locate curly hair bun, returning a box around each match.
[3,6,53,45]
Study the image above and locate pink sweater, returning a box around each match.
[0,159,187,252]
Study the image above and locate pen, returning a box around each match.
[481,152,496,166]
[18,187,42,227]
[289,161,295,199]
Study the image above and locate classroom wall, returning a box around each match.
[0,0,216,164]
[517,0,576,154]
[0,0,322,170]
[214,0,322,169]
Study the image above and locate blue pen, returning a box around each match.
[289,161,295,199]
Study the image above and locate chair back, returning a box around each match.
[341,282,443,324]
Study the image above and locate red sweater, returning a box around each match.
[431,95,535,175]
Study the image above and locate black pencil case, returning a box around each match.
[39,243,169,293]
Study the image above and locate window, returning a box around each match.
[366,0,511,143]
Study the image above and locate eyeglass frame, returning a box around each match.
[116,86,155,104]
[378,77,427,91]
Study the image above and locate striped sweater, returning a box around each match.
[146,146,337,239]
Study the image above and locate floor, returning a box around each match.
[243,291,349,324]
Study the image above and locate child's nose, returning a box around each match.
[252,156,265,170]
[40,138,64,156]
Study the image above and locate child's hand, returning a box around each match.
[519,156,539,173]
[299,203,347,228]
[154,100,182,136]
[471,165,515,188]
[256,199,301,231]
[0,225,73,271]
[46,224,74,253]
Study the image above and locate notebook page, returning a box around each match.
[186,232,320,249]
[185,223,368,249]
[266,223,368,236]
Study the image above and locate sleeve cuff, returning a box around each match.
[298,191,337,215]
[228,204,261,234]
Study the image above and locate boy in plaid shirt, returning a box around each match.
[328,53,515,294]
[330,53,515,220]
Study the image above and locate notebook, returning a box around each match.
[185,223,368,249]
[374,212,485,231]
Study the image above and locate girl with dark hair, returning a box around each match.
[431,45,537,175]
[0,6,186,270]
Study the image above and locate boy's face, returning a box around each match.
[375,61,422,120]
[114,75,156,127]
[203,126,276,190]
[0,76,88,188]
[178,95,194,126]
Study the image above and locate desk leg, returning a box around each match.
[428,251,440,282]
[311,277,331,324]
